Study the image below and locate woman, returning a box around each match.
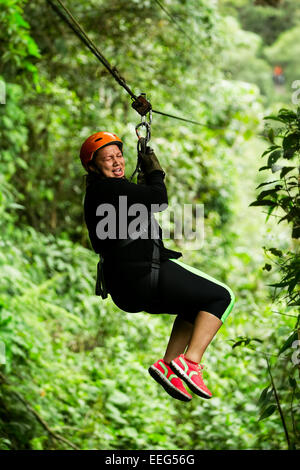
[81,131,235,402]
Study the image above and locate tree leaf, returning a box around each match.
[256,180,279,189]
[268,128,275,143]
[257,188,279,200]
[258,385,271,406]
[278,331,298,355]
[259,166,270,171]
[278,109,297,121]
[258,405,277,421]
[249,199,276,207]
[263,115,286,123]
[261,145,281,158]
[282,132,300,150]
[267,150,281,167]
[280,166,296,178]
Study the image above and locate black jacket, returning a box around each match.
[84,169,182,277]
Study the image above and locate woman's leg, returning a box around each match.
[157,259,234,364]
[163,310,222,365]
[163,316,193,364]
[184,310,222,363]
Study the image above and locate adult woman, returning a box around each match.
[81,131,235,402]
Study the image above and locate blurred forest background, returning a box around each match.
[0,0,299,450]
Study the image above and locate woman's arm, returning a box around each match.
[95,170,168,212]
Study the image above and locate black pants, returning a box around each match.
[104,258,235,325]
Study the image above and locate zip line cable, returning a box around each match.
[151,1,222,126]
[150,109,215,127]
[152,0,218,70]
[46,0,137,100]
[152,0,195,45]
[46,0,225,130]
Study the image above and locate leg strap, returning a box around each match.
[150,240,161,303]
[95,256,108,299]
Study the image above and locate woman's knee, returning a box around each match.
[205,283,235,322]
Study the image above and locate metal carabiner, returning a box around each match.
[135,121,151,153]
[135,93,152,154]
[130,93,153,182]
[140,107,152,126]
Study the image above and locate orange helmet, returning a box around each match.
[80,131,123,170]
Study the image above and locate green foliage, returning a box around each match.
[0,0,261,241]
[0,0,40,82]
[264,26,300,92]
[221,0,300,46]
[218,16,274,102]
[0,0,299,451]
[248,105,300,449]
[251,107,300,239]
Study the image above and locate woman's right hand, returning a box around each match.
[138,141,164,175]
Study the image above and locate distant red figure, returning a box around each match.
[273,65,285,85]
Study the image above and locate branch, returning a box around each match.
[0,371,79,450]
[265,356,291,450]
[272,310,298,318]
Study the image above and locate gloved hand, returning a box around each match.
[137,169,147,185]
[138,139,164,175]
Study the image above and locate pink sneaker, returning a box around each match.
[170,354,212,399]
[148,359,192,402]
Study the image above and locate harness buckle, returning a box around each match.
[151,259,160,269]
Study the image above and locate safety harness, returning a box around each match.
[93,91,162,303]
[95,217,161,302]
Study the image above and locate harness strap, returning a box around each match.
[95,237,131,298]
[95,257,107,298]
[95,217,161,301]
[150,239,161,304]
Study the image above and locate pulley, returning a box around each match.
[129,93,153,182]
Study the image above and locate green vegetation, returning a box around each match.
[0,0,299,450]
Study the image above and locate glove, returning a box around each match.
[138,140,164,175]
[137,169,147,185]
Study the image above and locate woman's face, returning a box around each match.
[93,144,125,178]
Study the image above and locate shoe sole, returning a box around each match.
[148,366,192,402]
[170,361,212,399]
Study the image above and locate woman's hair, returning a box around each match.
[84,171,106,189]
[83,156,106,189]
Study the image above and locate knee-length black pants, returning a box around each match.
[104,258,235,325]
